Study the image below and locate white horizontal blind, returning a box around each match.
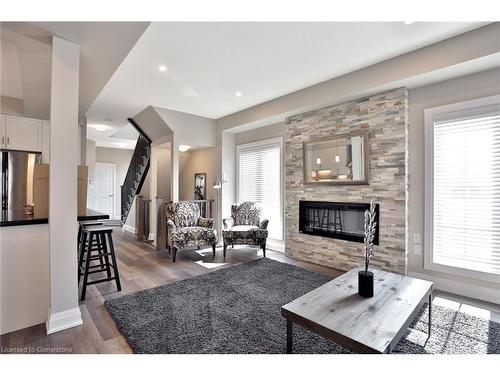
[238,139,282,241]
[433,105,500,276]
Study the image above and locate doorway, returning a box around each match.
[89,162,116,218]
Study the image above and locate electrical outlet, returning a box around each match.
[413,233,421,244]
[413,244,422,255]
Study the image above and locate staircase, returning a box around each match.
[120,119,152,224]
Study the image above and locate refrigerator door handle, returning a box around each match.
[1,136,3,148]
[6,137,9,148]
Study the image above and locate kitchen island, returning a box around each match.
[0,208,109,227]
[0,209,109,335]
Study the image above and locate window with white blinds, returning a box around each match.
[237,138,283,241]
[425,96,500,281]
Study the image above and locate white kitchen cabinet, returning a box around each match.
[0,224,50,335]
[41,121,50,162]
[0,116,5,148]
[2,116,42,152]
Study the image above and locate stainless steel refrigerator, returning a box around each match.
[1,150,42,210]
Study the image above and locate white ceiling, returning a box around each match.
[1,26,52,119]
[88,122,138,150]
[87,22,487,122]
[85,22,489,147]
[2,22,149,121]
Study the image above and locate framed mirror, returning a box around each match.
[303,130,369,185]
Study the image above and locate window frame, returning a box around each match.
[424,94,500,283]
[236,136,284,242]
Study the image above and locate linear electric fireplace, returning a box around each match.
[299,200,379,244]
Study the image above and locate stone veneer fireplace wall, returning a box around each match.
[285,88,408,274]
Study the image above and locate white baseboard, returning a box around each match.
[122,224,137,234]
[408,271,500,306]
[46,307,83,335]
[267,239,285,252]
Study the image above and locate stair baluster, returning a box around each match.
[121,134,151,224]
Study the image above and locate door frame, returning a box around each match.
[94,162,117,219]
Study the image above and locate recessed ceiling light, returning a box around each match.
[404,21,415,25]
[158,64,168,72]
[92,124,109,132]
[235,91,243,97]
[178,144,191,152]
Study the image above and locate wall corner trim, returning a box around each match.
[46,307,83,335]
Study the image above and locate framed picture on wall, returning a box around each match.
[194,173,207,200]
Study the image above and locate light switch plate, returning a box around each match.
[413,233,422,244]
[413,244,422,255]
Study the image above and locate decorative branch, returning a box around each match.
[363,198,377,274]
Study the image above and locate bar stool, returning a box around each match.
[77,221,105,283]
[79,226,121,301]
[77,220,105,249]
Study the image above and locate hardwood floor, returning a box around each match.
[0,230,343,354]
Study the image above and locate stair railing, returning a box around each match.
[121,133,151,223]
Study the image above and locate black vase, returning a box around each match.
[358,270,374,298]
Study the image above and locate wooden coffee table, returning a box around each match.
[281,267,433,353]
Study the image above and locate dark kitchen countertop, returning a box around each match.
[0,209,110,227]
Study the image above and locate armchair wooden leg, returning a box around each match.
[212,243,216,258]
[232,244,234,249]
[167,245,171,254]
[223,244,227,258]
[262,241,266,258]
[172,247,177,262]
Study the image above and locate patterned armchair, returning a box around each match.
[222,201,269,258]
[166,202,217,262]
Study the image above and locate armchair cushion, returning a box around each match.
[173,226,217,244]
[222,225,268,246]
[197,217,215,229]
[167,201,200,227]
[222,217,234,229]
[231,201,261,226]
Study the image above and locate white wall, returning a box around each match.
[234,122,285,146]
[154,106,216,148]
[1,27,52,121]
[216,23,500,133]
[0,95,24,116]
[220,131,235,221]
[95,146,134,220]
[47,36,82,334]
[86,140,96,183]
[179,147,218,205]
[156,146,171,201]
[407,67,500,295]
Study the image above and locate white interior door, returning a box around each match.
[93,163,115,217]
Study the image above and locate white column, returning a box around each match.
[79,117,87,165]
[170,138,179,202]
[46,37,82,334]
[221,131,236,220]
[149,146,159,242]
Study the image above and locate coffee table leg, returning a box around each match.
[428,292,432,337]
[286,319,293,354]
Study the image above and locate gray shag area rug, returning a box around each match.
[104,258,500,354]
